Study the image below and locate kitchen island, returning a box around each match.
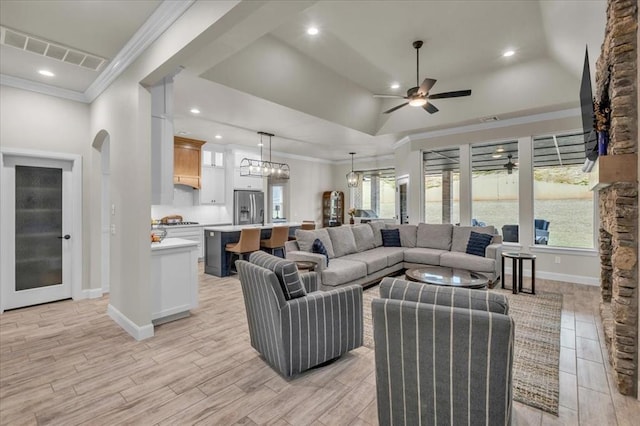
[204,222,301,277]
[151,238,199,324]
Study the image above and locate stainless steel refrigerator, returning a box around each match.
[233,190,264,225]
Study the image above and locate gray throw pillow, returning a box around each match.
[249,251,306,300]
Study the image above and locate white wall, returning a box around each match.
[89,0,240,334]
[0,86,92,289]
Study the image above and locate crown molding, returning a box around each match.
[0,74,88,103]
[405,108,581,143]
[392,136,411,150]
[334,154,395,165]
[84,0,195,102]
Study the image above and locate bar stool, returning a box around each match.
[225,228,261,273]
[260,226,289,258]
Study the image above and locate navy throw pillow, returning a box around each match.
[381,228,401,247]
[312,238,329,265]
[466,231,493,257]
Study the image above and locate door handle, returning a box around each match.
[58,235,71,240]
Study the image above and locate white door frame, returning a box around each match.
[0,147,83,313]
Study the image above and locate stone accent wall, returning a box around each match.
[596,0,638,396]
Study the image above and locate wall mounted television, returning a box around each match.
[580,47,598,162]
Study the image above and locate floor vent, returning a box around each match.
[0,26,106,72]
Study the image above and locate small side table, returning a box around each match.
[501,252,536,295]
[294,260,317,272]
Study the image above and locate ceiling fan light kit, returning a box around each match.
[240,132,290,179]
[374,40,472,115]
[346,152,361,188]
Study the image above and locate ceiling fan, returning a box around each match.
[504,154,517,174]
[374,40,472,114]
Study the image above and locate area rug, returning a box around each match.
[362,285,562,415]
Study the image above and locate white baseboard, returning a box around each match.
[503,267,599,286]
[107,303,154,341]
[81,288,104,299]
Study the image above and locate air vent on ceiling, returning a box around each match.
[0,26,106,72]
[480,116,500,123]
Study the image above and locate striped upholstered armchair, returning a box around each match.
[236,251,363,377]
[372,277,514,426]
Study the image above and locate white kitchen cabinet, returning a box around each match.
[150,238,198,324]
[200,166,225,204]
[164,226,204,259]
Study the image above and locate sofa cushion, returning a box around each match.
[440,251,495,273]
[321,258,367,287]
[295,228,335,258]
[386,224,417,247]
[403,247,448,265]
[368,246,406,267]
[416,223,453,250]
[368,221,386,247]
[327,226,358,257]
[351,224,376,252]
[312,238,330,265]
[466,231,493,257]
[451,226,496,253]
[381,229,401,247]
[249,251,306,300]
[342,251,388,274]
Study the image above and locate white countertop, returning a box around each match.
[204,222,302,232]
[153,223,231,229]
[151,237,199,251]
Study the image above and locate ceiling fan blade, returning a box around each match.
[383,102,409,114]
[423,103,439,114]
[428,89,472,99]
[418,78,437,95]
[373,94,406,99]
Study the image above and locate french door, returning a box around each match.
[396,176,409,224]
[1,154,74,310]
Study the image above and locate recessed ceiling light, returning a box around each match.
[496,147,505,153]
[257,143,264,147]
[492,154,503,159]
[503,50,515,57]
[390,82,400,89]
[190,108,200,114]
[215,134,222,139]
[177,130,189,135]
[307,26,319,36]
[38,69,54,77]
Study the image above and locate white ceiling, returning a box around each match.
[0,0,606,161]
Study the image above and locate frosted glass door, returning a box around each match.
[1,154,73,311]
[15,166,63,291]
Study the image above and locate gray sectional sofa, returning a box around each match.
[284,222,502,290]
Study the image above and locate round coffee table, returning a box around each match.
[405,266,488,289]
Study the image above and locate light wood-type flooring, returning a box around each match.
[1,267,639,425]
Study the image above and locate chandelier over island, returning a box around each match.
[240,131,290,179]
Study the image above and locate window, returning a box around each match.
[471,141,519,240]
[354,169,395,219]
[270,183,287,221]
[423,147,460,224]
[533,133,594,248]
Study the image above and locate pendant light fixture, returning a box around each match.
[346,152,361,188]
[239,132,290,179]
